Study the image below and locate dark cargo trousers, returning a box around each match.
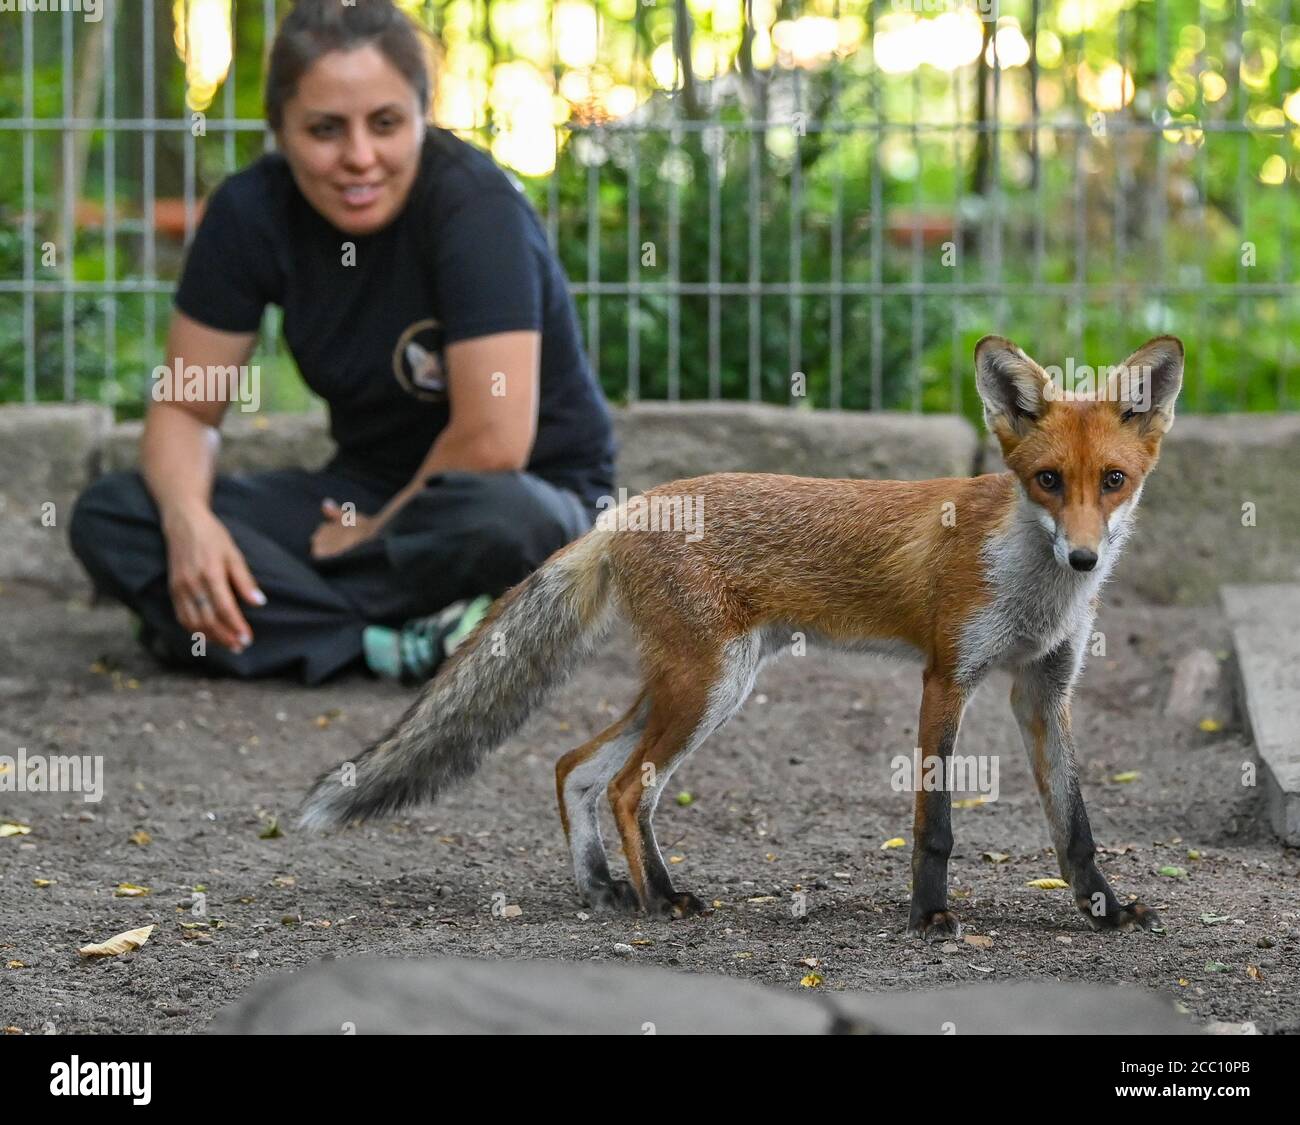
[68,465,594,685]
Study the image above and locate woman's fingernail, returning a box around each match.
[239,633,252,647]
[251,589,267,606]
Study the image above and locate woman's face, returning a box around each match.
[276,44,425,236]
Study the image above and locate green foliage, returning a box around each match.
[1,0,1296,415]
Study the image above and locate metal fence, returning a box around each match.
[1,0,1297,413]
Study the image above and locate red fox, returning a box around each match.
[301,334,1183,938]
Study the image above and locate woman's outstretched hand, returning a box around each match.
[162,506,266,654]
[310,498,378,560]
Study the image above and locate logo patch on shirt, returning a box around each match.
[393,318,447,402]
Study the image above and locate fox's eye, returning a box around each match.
[1103,469,1126,491]
[1035,470,1062,491]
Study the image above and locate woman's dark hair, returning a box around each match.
[265,0,432,131]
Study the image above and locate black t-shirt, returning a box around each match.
[174,127,616,510]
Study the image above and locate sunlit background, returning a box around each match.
[2,0,1298,414]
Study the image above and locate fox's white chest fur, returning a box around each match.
[954,485,1140,685]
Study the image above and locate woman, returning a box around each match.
[70,0,615,685]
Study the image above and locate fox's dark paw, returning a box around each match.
[585,878,641,914]
[652,891,710,920]
[906,910,962,941]
[1080,897,1161,933]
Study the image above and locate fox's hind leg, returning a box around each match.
[555,690,650,912]
[609,633,762,919]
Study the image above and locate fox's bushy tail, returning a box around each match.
[298,526,617,830]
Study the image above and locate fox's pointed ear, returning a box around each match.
[1110,335,1184,437]
[974,336,1051,446]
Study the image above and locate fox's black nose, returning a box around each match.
[1068,548,1098,572]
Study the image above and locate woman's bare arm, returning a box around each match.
[142,310,265,652]
[140,311,253,519]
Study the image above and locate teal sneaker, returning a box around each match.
[363,594,493,683]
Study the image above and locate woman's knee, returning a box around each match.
[69,471,153,565]
[456,471,587,564]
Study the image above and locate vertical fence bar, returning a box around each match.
[547,4,559,250]
[265,0,278,152]
[869,0,882,410]
[950,42,963,414]
[666,5,682,407]
[627,78,641,402]
[586,130,600,387]
[1281,0,1293,410]
[62,7,75,400]
[829,0,843,411]
[1234,0,1248,410]
[224,1,237,172]
[181,0,195,248]
[990,7,1004,331]
[789,55,802,397]
[584,0,601,383]
[747,7,761,404]
[103,1,118,391]
[625,0,643,404]
[1113,7,1126,332]
[1155,0,1169,334]
[707,64,721,400]
[668,117,681,401]
[144,0,158,377]
[1194,0,1208,408]
[909,64,921,413]
[1072,24,1085,361]
[1032,0,1045,290]
[22,8,35,401]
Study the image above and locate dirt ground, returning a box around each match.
[1,579,1296,1034]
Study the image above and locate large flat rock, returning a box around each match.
[209,956,1197,1035]
[0,404,112,587]
[612,403,980,492]
[1222,584,1300,845]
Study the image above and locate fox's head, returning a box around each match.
[974,334,1184,574]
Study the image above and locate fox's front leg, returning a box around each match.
[906,671,967,940]
[1010,645,1160,932]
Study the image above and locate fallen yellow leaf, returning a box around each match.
[953,796,988,809]
[881,837,906,850]
[1111,771,1140,783]
[128,829,152,847]
[32,879,52,888]
[0,823,32,838]
[79,925,154,957]
[114,883,151,897]
[1198,718,1222,733]
[668,855,684,864]
[1025,878,1069,890]
[800,972,824,988]
[6,960,26,969]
